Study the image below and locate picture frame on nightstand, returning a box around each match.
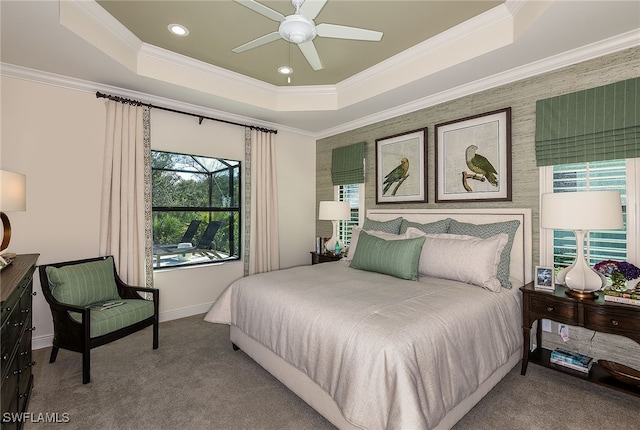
[534,265,555,291]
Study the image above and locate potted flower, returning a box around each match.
[594,260,640,292]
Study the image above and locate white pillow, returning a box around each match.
[345,227,406,261]
[405,227,508,292]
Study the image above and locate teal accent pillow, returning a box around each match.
[447,219,521,289]
[362,217,402,234]
[399,218,451,234]
[349,230,426,281]
[46,257,121,306]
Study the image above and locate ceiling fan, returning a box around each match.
[232,0,383,71]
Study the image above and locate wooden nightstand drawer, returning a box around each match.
[529,296,578,324]
[584,308,640,333]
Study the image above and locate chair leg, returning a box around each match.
[82,349,91,384]
[49,346,59,363]
[153,320,159,350]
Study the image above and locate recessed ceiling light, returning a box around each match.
[168,24,189,37]
[278,66,293,75]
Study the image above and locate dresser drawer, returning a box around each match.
[529,296,578,324]
[585,308,640,333]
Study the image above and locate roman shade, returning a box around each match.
[331,142,365,185]
[535,77,640,166]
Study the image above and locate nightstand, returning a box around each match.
[520,282,640,397]
[310,251,342,265]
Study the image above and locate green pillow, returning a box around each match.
[349,231,426,281]
[46,257,121,307]
[362,217,402,234]
[447,219,520,289]
[399,218,451,234]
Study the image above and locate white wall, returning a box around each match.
[0,75,316,349]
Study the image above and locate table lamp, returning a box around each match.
[541,190,623,298]
[1,170,27,252]
[319,201,350,254]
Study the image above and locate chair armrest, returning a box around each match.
[116,281,159,301]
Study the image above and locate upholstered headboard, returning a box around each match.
[366,208,532,285]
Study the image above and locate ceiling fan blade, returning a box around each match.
[232,32,281,53]
[299,0,327,20]
[316,23,383,41]
[298,41,323,71]
[234,0,285,22]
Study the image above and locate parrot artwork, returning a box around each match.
[465,145,498,186]
[383,157,409,195]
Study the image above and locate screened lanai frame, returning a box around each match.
[151,150,241,269]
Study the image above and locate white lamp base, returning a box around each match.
[562,230,605,299]
[324,220,341,254]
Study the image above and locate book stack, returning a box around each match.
[550,348,593,373]
[602,288,640,306]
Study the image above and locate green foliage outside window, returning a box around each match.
[152,150,241,268]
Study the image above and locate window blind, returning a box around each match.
[331,142,365,185]
[552,160,627,268]
[338,184,360,246]
[535,77,640,166]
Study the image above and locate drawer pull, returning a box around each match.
[2,353,8,361]
[13,369,22,375]
[31,291,37,296]
[4,306,11,312]
[27,326,36,332]
[21,308,30,314]
[546,306,554,312]
[611,319,619,326]
[14,321,23,327]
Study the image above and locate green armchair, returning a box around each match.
[39,256,159,384]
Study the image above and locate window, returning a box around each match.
[335,183,364,247]
[151,150,241,269]
[541,159,638,270]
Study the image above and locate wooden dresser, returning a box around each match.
[1,254,39,429]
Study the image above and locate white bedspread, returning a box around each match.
[205,261,522,430]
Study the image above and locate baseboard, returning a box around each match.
[158,302,213,323]
[32,302,214,350]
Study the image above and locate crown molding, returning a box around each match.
[0,62,315,138]
[316,30,640,139]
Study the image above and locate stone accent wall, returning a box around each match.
[316,46,640,369]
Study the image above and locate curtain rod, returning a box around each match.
[95,91,277,134]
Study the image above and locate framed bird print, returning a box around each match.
[434,107,512,203]
[375,128,427,204]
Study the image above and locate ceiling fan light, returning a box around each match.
[278,66,293,75]
[167,24,189,37]
[279,15,316,44]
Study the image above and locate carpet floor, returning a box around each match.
[24,314,640,429]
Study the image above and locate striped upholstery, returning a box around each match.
[46,258,120,306]
[349,231,425,281]
[68,299,155,338]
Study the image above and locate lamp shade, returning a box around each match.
[318,201,350,221]
[1,170,27,212]
[541,191,623,231]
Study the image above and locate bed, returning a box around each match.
[205,208,532,429]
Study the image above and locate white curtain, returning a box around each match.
[99,100,153,287]
[244,129,280,275]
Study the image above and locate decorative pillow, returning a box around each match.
[399,218,451,234]
[345,227,406,262]
[405,228,508,291]
[447,219,521,289]
[362,217,403,234]
[349,231,426,281]
[46,257,121,307]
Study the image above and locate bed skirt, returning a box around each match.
[230,325,522,430]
